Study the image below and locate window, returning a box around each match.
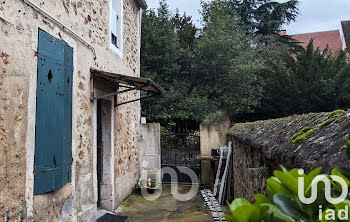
[110,0,123,56]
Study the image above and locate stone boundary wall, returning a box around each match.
[228,110,350,202]
[200,116,231,185]
[139,123,161,183]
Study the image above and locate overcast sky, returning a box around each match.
[146,0,350,35]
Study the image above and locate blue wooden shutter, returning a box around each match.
[34,30,73,195]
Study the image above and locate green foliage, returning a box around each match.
[141,1,208,122]
[140,1,186,121]
[141,0,266,123]
[273,194,307,220]
[263,203,295,222]
[289,127,315,144]
[192,0,265,120]
[318,118,336,129]
[223,166,350,222]
[160,127,199,153]
[230,0,299,35]
[141,0,350,124]
[328,110,345,118]
[255,41,350,120]
[172,12,198,50]
[223,195,271,222]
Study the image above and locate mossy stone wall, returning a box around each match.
[228,110,350,201]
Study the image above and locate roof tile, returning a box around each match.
[292,30,342,53]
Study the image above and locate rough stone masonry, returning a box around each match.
[228,110,350,202]
[0,0,146,221]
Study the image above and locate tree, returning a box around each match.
[229,0,301,52]
[191,0,265,122]
[254,41,350,119]
[229,0,299,35]
[172,11,198,50]
[141,1,196,121]
[141,0,313,124]
[171,12,198,92]
[141,0,265,123]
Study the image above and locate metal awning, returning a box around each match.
[90,68,165,107]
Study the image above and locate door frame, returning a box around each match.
[94,87,115,211]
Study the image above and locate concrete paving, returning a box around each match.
[115,185,223,222]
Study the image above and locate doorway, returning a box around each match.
[96,99,114,210]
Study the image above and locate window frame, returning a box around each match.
[109,0,124,58]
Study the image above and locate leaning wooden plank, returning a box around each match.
[213,146,225,196]
[218,141,232,205]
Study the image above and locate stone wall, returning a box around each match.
[228,110,350,202]
[123,0,141,73]
[200,116,231,185]
[114,91,141,206]
[230,140,278,203]
[139,123,161,183]
[139,123,161,170]
[0,0,142,220]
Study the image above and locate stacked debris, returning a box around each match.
[201,189,227,222]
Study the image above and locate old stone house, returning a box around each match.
[0,0,164,221]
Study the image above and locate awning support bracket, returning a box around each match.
[93,83,160,107]
[94,85,147,101]
[115,94,159,107]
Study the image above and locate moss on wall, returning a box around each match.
[319,118,336,129]
[290,128,316,144]
[329,110,345,118]
[288,110,346,144]
[228,110,350,173]
[289,126,314,144]
[228,110,350,201]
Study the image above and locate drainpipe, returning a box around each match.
[4,207,8,222]
[0,14,11,25]
[137,0,147,10]
[23,0,96,60]
[139,8,142,55]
